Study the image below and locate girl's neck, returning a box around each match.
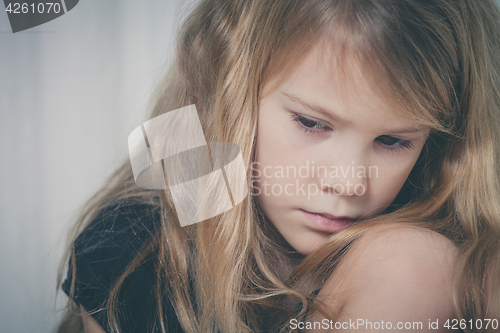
[262,216,321,293]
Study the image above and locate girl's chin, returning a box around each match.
[289,235,331,256]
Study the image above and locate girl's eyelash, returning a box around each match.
[290,113,331,135]
[290,112,415,152]
[376,135,415,152]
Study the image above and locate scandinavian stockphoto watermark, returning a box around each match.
[128,105,248,227]
[127,105,378,226]
[251,161,378,199]
[289,318,499,331]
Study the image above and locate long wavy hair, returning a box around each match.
[57,0,500,332]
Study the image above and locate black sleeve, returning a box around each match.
[61,202,180,332]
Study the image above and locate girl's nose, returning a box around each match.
[319,159,368,197]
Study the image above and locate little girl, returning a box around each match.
[57,0,500,332]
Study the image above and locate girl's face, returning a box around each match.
[254,46,429,255]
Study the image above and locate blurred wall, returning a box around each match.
[0,1,196,332]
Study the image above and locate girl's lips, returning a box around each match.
[300,209,356,234]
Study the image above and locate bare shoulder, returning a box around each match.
[312,224,458,331]
[347,223,459,276]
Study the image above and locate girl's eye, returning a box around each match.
[376,135,414,152]
[290,113,331,135]
[290,113,414,151]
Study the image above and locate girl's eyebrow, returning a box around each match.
[281,90,352,126]
[280,90,427,135]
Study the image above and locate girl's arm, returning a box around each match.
[308,224,458,333]
[81,306,106,333]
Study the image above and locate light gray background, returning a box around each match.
[0,1,196,332]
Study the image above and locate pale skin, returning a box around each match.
[304,224,458,332]
[255,42,458,331]
[81,306,105,333]
[255,43,430,256]
[81,43,458,332]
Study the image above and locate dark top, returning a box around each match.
[61,202,184,332]
[62,202,319,332]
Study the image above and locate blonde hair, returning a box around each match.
[57,0,500,332]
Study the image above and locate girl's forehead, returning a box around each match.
[282,46,397,113]
[262,38,441,132]
[265,41,389,107]
[264,43,430,134]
